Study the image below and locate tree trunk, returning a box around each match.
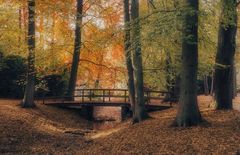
[204,75,209,95]
[232,64,237,98]
[164,51,174,101]
[22,0,36,108]
[67,0,83,100]
[173,74,181,101]
[210,71,214,96]
[173,0,202,127]
[131,0,149,123]
[123,0,136,110]
[18,7,22,48]
[214,0,237,110]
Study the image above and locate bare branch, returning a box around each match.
[148,0,156,9]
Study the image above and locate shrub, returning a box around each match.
[40,74,68,97]
[0,53,68,98]
[0,55,27,98]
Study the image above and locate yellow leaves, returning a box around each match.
[102,6,121,27]
[0,0,125,88]
[112,44,124,60]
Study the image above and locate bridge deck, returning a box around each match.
[43,100,172,111]
[44,100,131,107]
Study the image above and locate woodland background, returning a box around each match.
[0,0,240,98]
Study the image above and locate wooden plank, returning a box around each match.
[45,101,131,107]
[41,89,172,100]
[75,88,128,91]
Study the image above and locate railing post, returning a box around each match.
[103,90,105,103]
[109,90,111,101]
[42,92,45,104]
[148,91,151,104]
[124,90,127,103]
[90,89,92,101]
[82,90,84,102]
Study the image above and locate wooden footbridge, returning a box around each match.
[43,88,174,108]
[42,89,175,120]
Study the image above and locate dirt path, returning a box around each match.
[234,96,240,111]
[234,103,240,111]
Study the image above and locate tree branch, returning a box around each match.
[148,0,156,9]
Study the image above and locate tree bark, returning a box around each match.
[67,0,83,100]
[210,71,214,96]
[214,0,237,110]
[19,7,22,48]
[131,0,149,123]
[123,0,136,110]
[22,0,36,108]
[173,0,202,127]
[204,75,209,95]
[232,64,237,98]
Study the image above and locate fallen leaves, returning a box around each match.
[1,96,240,154]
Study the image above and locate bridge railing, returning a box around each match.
[41,89,174,105]
[74,89,172,104]
[74,89,129,103]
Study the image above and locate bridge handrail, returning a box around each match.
[75,88,171,93]
[41,88,174,105]
[75,88,128,91]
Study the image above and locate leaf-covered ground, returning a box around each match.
[1,96,240,154]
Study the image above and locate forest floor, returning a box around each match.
[0,96,240,154]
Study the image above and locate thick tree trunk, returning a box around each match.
[173,0,202,127]
[22,0,36,108]
[214,0,237,110]
[131,0,149,123]
[67,0,83,100]
[123,0,136,109]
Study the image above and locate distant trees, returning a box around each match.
[1,0,240,124]
[214,0,237,109]
[174,0,202,127]
[164,51,177,101]
[67,0,83,100]
[22,0,36,108]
